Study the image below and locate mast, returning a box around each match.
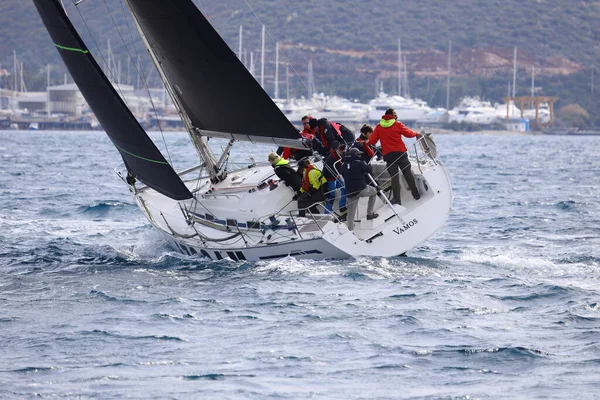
[124,0,302,148]
[125,0,222,182]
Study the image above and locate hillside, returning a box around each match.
[1,0,598,123]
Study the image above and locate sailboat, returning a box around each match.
[33,0,453,261]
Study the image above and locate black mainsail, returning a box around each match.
[126,0,301,144]
[32,0,193,201]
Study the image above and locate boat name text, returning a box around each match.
[393,219,418,235]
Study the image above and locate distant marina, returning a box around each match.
[1,84,550,133]
[0,38,562,134]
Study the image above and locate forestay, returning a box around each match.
[32,0,193,201]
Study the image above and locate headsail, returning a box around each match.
[126,0,301,144]
[32,0,193,201]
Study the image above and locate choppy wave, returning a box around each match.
[2,132,600,398]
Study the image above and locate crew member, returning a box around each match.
[367,108,422,204]
[296,158,327,217]
[341,147,378,231]
[268,152,301,192]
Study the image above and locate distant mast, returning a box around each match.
[446,41,451,110]
[274,42,279,99]
[307,58,315,98]
[46,64,50,116]
[286,62,290,101]
[531,65,535,108]
[20,61,25,92]
[398,39,402,96]
[13,50,17,92]
[238,25,243,60]
[512,47,517,98]
[260,24,265,88]
[403,55,409,98]
[107,39,111,78]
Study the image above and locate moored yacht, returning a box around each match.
[368,91,434,125]
[448,97,500,125]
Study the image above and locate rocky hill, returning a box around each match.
[1,0,598,123]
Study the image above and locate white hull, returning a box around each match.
[368,107,431,124]
[367,93,434,125]
[131,153,452,261]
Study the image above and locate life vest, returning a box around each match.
[356,137,375,158]
[331,121,343,138]
[300,127,315,140]
[301,164,325,192]
[281,147,292,159]
[318,121,343,149]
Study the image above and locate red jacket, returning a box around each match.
[300,127,315,140]
[367,115,418,155]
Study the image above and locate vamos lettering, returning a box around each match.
[393,219,418,235]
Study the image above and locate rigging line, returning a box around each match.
[237,141,261,166]
[111,0,173,165]
[72,1,131,118]
[71,3,114,86]
[73,1,177,171]
[426,74,444,106]
[113,143,168,164]
[242,0,323,108]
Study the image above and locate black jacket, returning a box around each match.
[316,119,355,156]
[322,152,342,181]
[341,152,372,197]
[273,163,301,192]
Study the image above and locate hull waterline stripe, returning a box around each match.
[259,249,322,260]
[54,43,89,54]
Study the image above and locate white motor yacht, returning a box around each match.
[368,91,434,125]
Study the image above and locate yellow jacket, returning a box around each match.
[300,165,326,193]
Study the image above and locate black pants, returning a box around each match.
[297,189,325,217]
[383,151,419,203]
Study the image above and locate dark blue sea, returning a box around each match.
[1,130,599,399]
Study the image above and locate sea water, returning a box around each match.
[0,130,599,399]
